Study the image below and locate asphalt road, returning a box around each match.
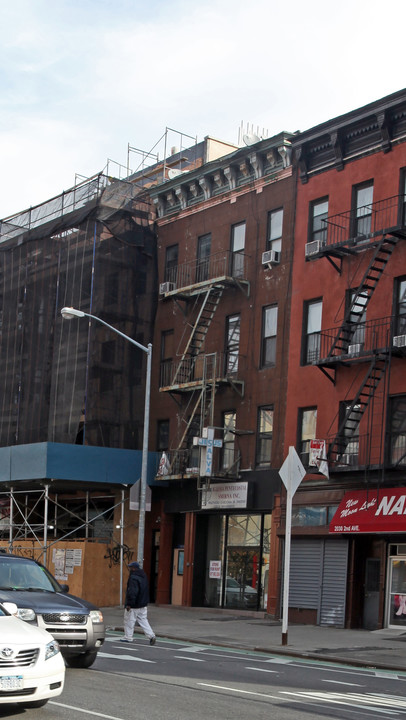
[1,632,406,720]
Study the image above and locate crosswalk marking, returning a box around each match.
[281,690,406,714]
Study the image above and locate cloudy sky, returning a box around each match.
[1,0,405,218]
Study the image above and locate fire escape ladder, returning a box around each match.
[327,237,398,357]
[328,352,388,463]
[169,355,217,474]
[170,286,224,386]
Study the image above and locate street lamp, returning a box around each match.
[60,306,152,571]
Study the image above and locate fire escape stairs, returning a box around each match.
[170,286,224,387]
[328,352,389,464]
[326,236,398,359]
[167,287,223,475]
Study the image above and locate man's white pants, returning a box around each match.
[124,606,155,641]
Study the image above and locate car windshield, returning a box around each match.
[0,560,60,592]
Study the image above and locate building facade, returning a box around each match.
[282,89,406,628]
[148,133,295,613]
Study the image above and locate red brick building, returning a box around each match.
[281,90,406,628]
[147,133,296,612]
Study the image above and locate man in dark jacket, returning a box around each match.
[121,561,156,645]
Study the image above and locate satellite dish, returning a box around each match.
[168,168,182,179]
[243,133,261,146]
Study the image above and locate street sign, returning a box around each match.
[279,446,306,496]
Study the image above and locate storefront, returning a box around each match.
[330,486,406,629]
[192,482,271,611]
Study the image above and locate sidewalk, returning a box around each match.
[102,604,406,673]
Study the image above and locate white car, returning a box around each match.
[0,601,65,708]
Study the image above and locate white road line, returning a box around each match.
[245,667,279,674]
[265,657,293,664]
[175,656,205,662]
[97,651,155,663]
[50,701,127,719]
[322,679,364,686]
[177,645,209,652]
[198,682,277,699]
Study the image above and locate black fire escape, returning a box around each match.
[305,194,406,468]
[157,251,249,484]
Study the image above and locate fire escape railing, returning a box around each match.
[306,194,405,255]
[160,352,242,389]
[316,316,394,365]
[165,250,249,290]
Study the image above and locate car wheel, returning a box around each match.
[66,650,98,668]
[22,699,49,708]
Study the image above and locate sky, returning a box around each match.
[1,0,405,218]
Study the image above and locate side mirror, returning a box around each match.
[59,584,69,593]
[2,601,18,616]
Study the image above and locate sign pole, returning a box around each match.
[279,446,306,647]
[281,482,292,646]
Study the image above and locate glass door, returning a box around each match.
[387,556,406,627]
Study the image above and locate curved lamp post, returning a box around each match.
[60,307,152,575]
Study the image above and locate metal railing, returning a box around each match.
[164,250,249,290]
[316,316,393,363]
[156,446,241,478]
[160,352,241,388]
[318,194,405,249]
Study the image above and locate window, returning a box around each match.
[222,411,236,471]
[309,198,328,245]
[338,401,360,464]
[225,314,240,375]
[101,340,115,365]
[105,273,119,306]
[267,209,283,255]
[352,182,374,237]
[389,396,406,467]
[196,233,211,283]
[261,305,278,367]
[303,299,322,364]
[395,277,406,336]
[231,222,245,277]
[157,420,169,451]
[401,171,406,225]
[298,407,317,466]
[347,289,367,348]
[165,244,178,285]
[256,406,273,466]
[160,330,174,387]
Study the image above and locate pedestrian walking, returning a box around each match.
[121,561,156,645]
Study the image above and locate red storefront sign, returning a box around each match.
[329,487,406,534]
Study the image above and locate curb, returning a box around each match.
[105,626,404,673]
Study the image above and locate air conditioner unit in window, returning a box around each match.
[262,250,280,267]
[393,334,406,348]
[305,239,325,257]
[159,281,176,294]
[347,343,362,355]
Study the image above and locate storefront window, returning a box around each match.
[388,556,406,627]
[204,514,271,612]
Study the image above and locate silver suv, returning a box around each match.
[0,553,105,668]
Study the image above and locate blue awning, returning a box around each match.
[0,442,160,488]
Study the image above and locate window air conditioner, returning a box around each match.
[262,250,280,267]
[393,334,406,348]
[305,239,325,257]
[159,281,176,294]
[347,343,362,355]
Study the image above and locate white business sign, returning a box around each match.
[201,482,248,510]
